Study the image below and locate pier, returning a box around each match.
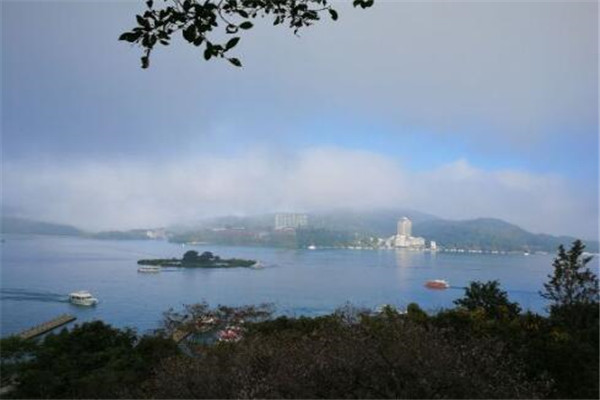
[18,314,76,340]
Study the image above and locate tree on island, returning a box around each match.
[120,0,374,69]
[198,251,216,262]
[182,250,199,262]
[182,250,217,263]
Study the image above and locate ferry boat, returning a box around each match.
[69,291,98,306]
[137,266,161,273]
[425,279,450,290]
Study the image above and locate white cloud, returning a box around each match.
[2,148,597,239]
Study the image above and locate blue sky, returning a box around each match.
[1,1,598,238]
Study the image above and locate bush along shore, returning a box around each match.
[137,250,256,268]
[1,240,598,399]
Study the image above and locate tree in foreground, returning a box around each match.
[540,239,598,310]
[454,280,521,320]
[120,0,374,69]
[536,240,599,398]
[0,321,178,399]
[144,305,548,399]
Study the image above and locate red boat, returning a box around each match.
[425,280,450,289]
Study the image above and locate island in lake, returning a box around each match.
[138,250,256,268]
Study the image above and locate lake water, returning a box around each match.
[2,234,595,337]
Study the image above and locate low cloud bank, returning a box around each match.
[2,147,597,239]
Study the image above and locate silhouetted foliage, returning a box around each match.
[140,305,548,399]
[120,0,375,69]
[541,240,598,309]
[182,249,199,262]
[454,280,521,319]
[0,321,178,399]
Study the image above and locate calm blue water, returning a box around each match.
[2,234,594,337]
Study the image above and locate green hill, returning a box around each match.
[1,216,83,236]
[413,218,598,253]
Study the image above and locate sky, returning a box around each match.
[1,0,598,239]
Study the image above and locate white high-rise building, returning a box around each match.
[394,217,425,249]
[397,217,412,237]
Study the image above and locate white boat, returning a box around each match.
[251,261,264,269]
[137,266,161,273]
[69,291,98,306]
[307,245,317,250]
[425,279,450,289]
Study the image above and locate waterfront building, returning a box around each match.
[430,241,437,251]
[394,217,426,249]
[397,217,412,237]
[274,213,308,230]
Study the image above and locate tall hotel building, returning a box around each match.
[395,216,425,248]
[397,217,412,237]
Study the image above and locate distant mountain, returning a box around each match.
[172,211,597,252]
[1,216,83,236]
[3,213,595,253]
[413,218,598,253]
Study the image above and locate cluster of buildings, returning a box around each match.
[271,213,435,251]
[385,217,436,250]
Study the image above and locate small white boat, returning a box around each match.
[251,261,264,269]
[69,291,98,306]
[307,245,317,250]
[137,266,161,273]
[425,280,450,290]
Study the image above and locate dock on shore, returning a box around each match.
[18,314,77,340]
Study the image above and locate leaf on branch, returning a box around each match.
[136,15,151,29]
[204,47,212,60]
[239,21,253,30]
[225,37,240,50]
[183,25,197,42]
[193,36,204,46]
[118,32,141,42]
[228,58,242,67]
[329,9,338,21]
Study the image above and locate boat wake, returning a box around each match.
[0,288,69,303]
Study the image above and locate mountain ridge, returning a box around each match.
[2,214,597,252]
